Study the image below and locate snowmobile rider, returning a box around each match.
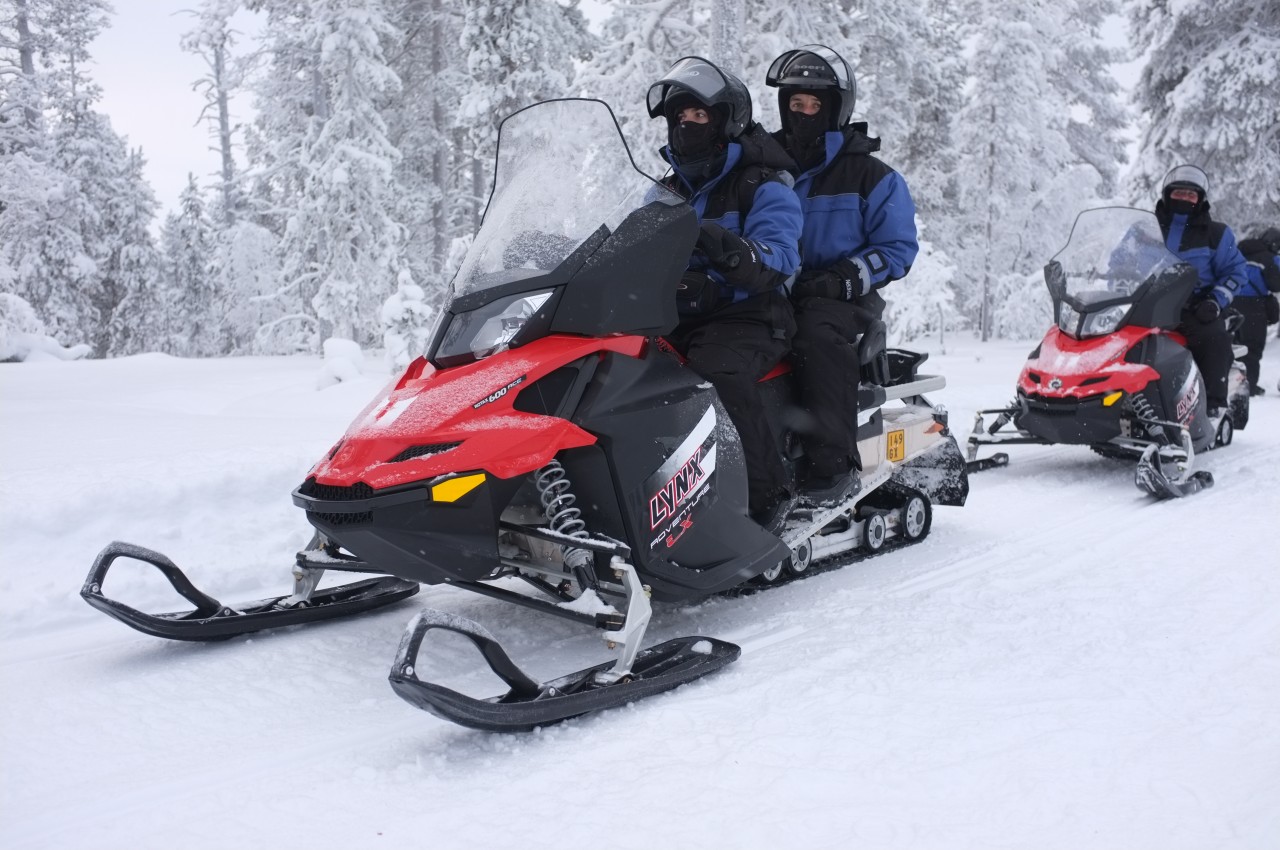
[1234,226,1280,395]
[646,57,804,533]
[1154,165,1249,414]
[765,45,918,506]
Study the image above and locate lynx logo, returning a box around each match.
[1175,370,1200,422]
[649,446,710,529]
[645,406,718,549]
[473,375,526,409]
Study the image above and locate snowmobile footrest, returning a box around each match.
[81,541,419,641]
[965,452,1009,473]
[389,608,740,732]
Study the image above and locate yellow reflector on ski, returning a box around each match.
[431,473,486,502]
[1102,391,1123,407]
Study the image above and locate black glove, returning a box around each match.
[676,270,722,316]
[791,258,867,302]
[695,222,782,293]
[1193,298,1221,323]
[695,222,745,272]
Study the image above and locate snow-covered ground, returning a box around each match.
[3,337,1278,850]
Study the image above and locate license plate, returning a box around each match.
[887,429,905,462]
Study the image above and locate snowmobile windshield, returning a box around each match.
[451,99,678,298]
[1047,208,1192,338]
[1050,208,1185,306]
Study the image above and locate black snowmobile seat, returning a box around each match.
[858,319,889,386]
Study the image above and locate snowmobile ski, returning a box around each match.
[1134,443,1213,500]
[965,452,1010,473]
[81,541,419,641]
[389,607,740,732]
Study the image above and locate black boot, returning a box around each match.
[751,489,798,536]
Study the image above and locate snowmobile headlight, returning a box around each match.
[1057,303,1079,336]
[470,290,554,359]
[437,289,556,364]
[1079,305,1130,338]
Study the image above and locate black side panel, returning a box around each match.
[550,199,698,338]
[572,346,788,602]
[1128,334,1211,450]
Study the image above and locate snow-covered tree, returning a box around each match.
[1127,0,1280,230]
[951,0,1129,340]
[181,0,246,225]
[158,175,219,354]
[381,270,435,371]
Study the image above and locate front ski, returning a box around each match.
[1134,445,1213,499]
[965,452,1009,473]
[389,608,740,732]
[81,541,419,641]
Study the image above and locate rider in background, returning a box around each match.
[1234,226,1280,395]
[1153,165,1248,415]
[765,44,919,506]
[647,57,803,533]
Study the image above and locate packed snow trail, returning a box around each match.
[2,341,1278,850]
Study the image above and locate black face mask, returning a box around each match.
[788,110,826,149]
[672,120,719,159]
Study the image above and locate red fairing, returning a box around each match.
[309,335,647,488]
[1018,326,1162,399]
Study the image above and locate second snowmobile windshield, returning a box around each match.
[1052,207,1183,306]
[451,99,676,296]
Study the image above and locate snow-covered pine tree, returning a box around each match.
[284,0,406,345]
[458,0,595,224]
[951,0,1128,340]
[158,175,219,355]
[4,0,162,357]
[181,0,246,226]
[1127,0,1280,230]
[103,146,162,356]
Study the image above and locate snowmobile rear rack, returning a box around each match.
[81,541,419,641]
[389,607,739,732]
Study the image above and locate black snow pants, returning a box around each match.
[1231,296,1271,392]
[1178,308,1235,409]
[790,290,886,477]
[668,291,796,513]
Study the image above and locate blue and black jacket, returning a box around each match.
[1237,237,1280,297]
[772,124,918,294]
[1155,201,1249,308]
[660,123,802,302]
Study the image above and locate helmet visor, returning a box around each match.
[767,44,851,90]
[647,57,731,118]
[1162,164,1209,194]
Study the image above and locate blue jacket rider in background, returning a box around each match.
[1234,226,1280,395]
[1154,164,1248,412]
[647,56,803,534]
[766,45,919,506]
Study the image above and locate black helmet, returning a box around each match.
[1161,163,1209,201]
[646,56,752,140]
[766,44,856,131]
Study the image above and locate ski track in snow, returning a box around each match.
[2,341,1279,850]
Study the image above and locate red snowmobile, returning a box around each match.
[967,207,1250,498]
[82,100,968,731]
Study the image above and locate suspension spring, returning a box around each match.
[1130,392,1162,437]
[533,459,594,575]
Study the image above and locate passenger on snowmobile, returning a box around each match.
[764,45,919,508]
[1155,165,1249,413]
[647,57,803,532]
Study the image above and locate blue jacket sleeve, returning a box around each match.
[848,171,919,292]
[1208,227,1249,308]
[741,178,803,279]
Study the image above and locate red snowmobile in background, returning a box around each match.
[82,100,968,731]
[967,207,1250,498]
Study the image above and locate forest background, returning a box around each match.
[1,0,1276,365]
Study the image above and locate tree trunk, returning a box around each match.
[15,0,39,130]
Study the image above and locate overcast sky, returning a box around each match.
[92,1,260,220]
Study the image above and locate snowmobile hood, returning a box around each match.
[1018,326,1160,399]
[309,335,645,489]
